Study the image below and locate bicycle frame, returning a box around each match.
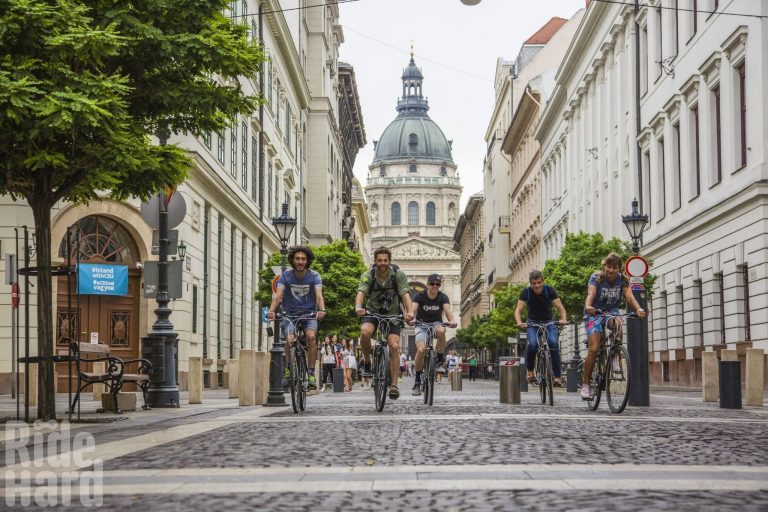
[586,311,634,413]
[530,321,559,406]
[365,312,403,412]
[415,321,448,406]
[279,312,316,413]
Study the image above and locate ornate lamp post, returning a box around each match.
[460,0,482,5]
[266,203,296,406]
[622,198,650,406]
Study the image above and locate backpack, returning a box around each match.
[369,264,401,297]
[525,285,552,310]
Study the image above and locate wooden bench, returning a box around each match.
[69,342,153,414]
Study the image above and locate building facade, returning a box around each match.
[364,55,462,354]
[453,194,489,327]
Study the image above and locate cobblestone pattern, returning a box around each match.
[106,413,768,469]
[48,490,768,512]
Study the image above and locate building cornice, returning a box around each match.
[264,0,311,109]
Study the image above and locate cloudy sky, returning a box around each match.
[339,0,584,210]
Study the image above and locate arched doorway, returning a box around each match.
[56,215,142,392]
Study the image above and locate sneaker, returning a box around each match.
[580,384,591,400]
[362,360,373,377]
[308,374,317,389]
[388,386,400,400]
[412,382,422,396]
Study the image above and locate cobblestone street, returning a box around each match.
[3,379,768,510]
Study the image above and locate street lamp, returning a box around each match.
[266,203,296,406]
[460,0,482,5]
[177,240,187,260]
[622,198,649,254]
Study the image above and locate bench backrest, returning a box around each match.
[74,342,111,356]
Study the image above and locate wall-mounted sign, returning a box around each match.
[78,264,128,296]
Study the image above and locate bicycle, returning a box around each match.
[414,321,450,406]
[277,311,317,414]
[584,311,635,413]
[529,321,562,407]
[364,311,403,412]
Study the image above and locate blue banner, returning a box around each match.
[78,264,129,296]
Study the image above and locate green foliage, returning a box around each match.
[542,232,656,317]
[456,282,527,350]
[256,241,367,340]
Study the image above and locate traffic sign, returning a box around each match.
[271,275,280,294]
[140,192,187,230]
[625,255,649,278]
[631,283,645,292]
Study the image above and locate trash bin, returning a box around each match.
[333,367,345,393]
[499,357,521,404]
[502,356,526,392]
[450,370,462,391]
[719,360,741,409]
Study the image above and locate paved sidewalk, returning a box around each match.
[2,380,767,510]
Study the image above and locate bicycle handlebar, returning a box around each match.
[363,310,404,320]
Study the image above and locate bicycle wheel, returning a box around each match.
[289,348,299,414]
[576,360,584,389]
[296,351,308,412]
[427,350,436,406]
[374,345,388,412]
[606,345,632,413]
[545,351,554,407]
[537,352,546,404]
[587,352,604,411]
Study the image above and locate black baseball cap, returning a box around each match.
[427,274,442,283]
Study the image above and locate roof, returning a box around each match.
[524,17,568,45]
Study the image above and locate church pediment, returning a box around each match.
[387,236,458,259]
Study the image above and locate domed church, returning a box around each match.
[365,52,463,351]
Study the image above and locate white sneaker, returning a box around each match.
[580,385,591,399]
[612,356,622,372]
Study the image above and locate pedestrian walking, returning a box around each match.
[468,352,478,381]
[320,336,335,390]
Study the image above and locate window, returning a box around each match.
[274,170,279,216]
[716,272,725,344]
[658,137,666,220]
[643,150,652,217]
[241,0,248,24]
[202,131,212,149]
[691,104,701,198]
[391,202,401,225]
[230,0,236,22]
[251,136,258,202]
[676,285,685,340]
[672,0,679,57]
[694,279,703,346]
[672,123,681,211]
[440,166,447,176]
[736,62,746,168]
[285,103,292,149]
[409,133,418,145]
[217,131,225,163]
[741,265,751,341]
[275,82,281,126]
[408,201,419,225]
[230,121,237,178]
[426,202,436,225]
[267,162,273,215]
[689,0,698,40]
[267,60,272,106]
[251,19,258,41]
[712,84,722,185]
[409,164,417,173]
[241,121,248,190]
[640,24,649,94]
[192,285,198,334]
[655,7,662,80]
[379,165,386,177]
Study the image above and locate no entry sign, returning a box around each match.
[625,255,649,278]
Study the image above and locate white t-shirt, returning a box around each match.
[399,353,407,367]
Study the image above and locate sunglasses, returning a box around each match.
[428,282,441,287]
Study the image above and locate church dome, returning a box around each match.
[372,55,453,165]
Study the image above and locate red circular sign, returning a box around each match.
[271,275,280,294]
[11,282,20,308]
[625,255,649,278]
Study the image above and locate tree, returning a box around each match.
[0,0,264,419]
[256,241,368,340]
[456,282,526,353]
[542,232,656,318]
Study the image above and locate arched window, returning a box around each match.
[391,202,401,225]
[409,133,418,145]
[426,202,436,225]
[408,201,419,225]
[409,164,417,173]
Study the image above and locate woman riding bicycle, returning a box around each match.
[581,253,646,399]
[409,273,457,396]
[514,270,568,387]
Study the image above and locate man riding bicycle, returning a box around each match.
[514,270,568,387]
[355,247,413,400]
[409,273,457,395]
[267,246,326,389]
[581,252,646,399]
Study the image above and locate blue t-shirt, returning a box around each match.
[277,269,322,313]
[588,272,626,311]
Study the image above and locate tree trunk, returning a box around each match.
[31,200,55,421]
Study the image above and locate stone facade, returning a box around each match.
[453,194,489,327]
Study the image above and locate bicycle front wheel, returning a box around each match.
[427,350,436,406]
[536,352,546,404]
[607,345,631,413]
[374,346,388,412]
[587,354,604,411]
[545,351,554,407]
[296,352,308,412]
[289,348,300,414]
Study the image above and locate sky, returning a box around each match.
[339,0,585,210]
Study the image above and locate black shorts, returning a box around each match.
[361,316,402,336]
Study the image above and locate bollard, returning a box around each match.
[333,367,345,392]
[745,348,764,407]
[566,366,578,393]
[719,360,741,409]
[189,357,203,404]
[255,352,270,405]
[92,362,106,401]
[239,350,256,406]
[702,351,719,402]
[499,359,520,404]
[450,370,462,391]
[28,363,38,407]
[227,360,239,399]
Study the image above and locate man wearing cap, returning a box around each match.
[409,274,457,395]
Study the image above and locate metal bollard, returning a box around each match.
[567,366,578,393]
[719,360,741,409]
[332,367,345,393]
[450,370,462,391]
[499,359,520,404]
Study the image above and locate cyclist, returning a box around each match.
[267,246,326,390]
[514,270,568,386]
[409,273,457,395]
[355,247,414,400]
[581,252,646,399]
